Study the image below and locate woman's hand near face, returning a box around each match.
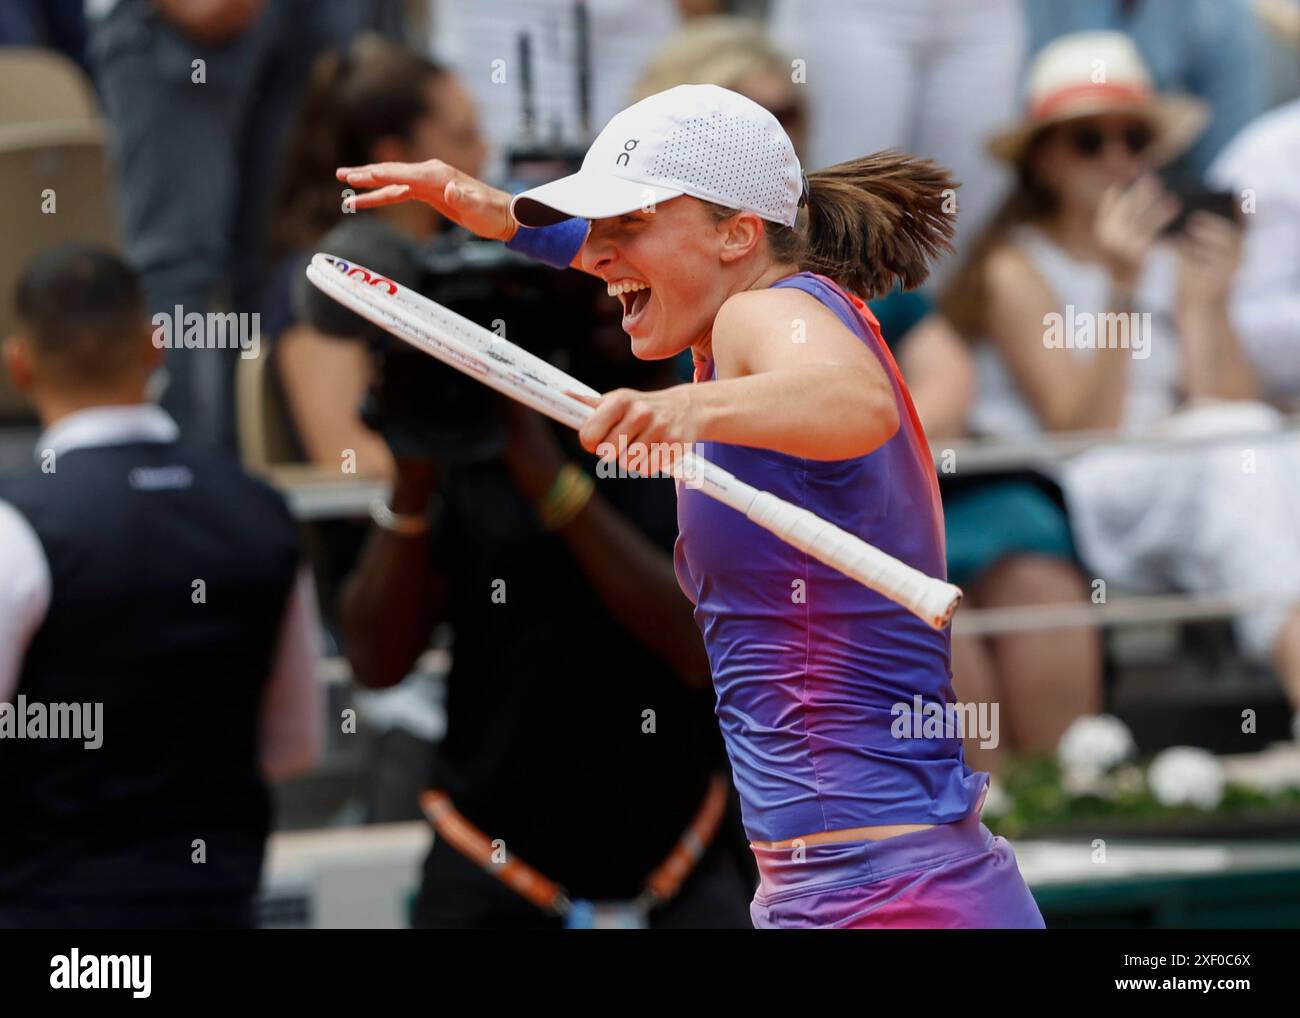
[336,159,518,242]
[1094,174,1181,291]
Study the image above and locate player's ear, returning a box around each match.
[717,210,764,265]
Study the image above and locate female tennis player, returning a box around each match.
[339,83,1044,929]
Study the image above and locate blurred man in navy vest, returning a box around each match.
[0,245,322,928]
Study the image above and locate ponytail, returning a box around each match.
[704,151,958,299]
[798,151,958,299]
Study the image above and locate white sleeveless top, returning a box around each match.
[969,225,1183,439]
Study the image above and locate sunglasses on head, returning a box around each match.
[1065,121,1155,158]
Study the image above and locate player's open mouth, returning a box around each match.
[609,279,652,332]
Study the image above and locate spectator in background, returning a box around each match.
[86,0,406,450]
[0,246,322,928]
[1024,0,1267,175]
[944,32,1300,727]
[1207,34,1300,409]
[266,35,484,483]
[769,0,1027,285]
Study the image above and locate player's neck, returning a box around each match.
[688,260,801,372]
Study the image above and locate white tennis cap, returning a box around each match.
[510,83,807,230]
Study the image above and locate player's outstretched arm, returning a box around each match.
[336,159,591,272]
[337,159,519,242]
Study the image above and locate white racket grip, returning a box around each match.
[745,491,962,629]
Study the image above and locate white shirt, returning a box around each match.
[1207,97,1300,407]
[0,404,323,781]
[969,225,1183,440]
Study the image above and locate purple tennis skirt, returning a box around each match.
[748,807,1045,929]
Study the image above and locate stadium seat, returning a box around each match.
[0,47,101,126]
[235,345,304,475]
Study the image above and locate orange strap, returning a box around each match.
[420,789,570,914]
[420,774,730,917]
[643,773,729,903]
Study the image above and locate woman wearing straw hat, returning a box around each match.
[944,31,1300,731]
[338,82,1045,928]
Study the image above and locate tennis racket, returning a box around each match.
[306,252,962,628]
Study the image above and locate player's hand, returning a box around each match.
[336,159,518,242]
[572,386,699,474]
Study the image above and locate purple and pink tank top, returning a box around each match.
[673,270,986,842]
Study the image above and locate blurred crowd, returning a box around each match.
[2,0,1299,928]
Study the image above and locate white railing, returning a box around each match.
[935,414,1300,475]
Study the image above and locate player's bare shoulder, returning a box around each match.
[715,284,832,335]
[713,282,871,374]
[715,284,837,349]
